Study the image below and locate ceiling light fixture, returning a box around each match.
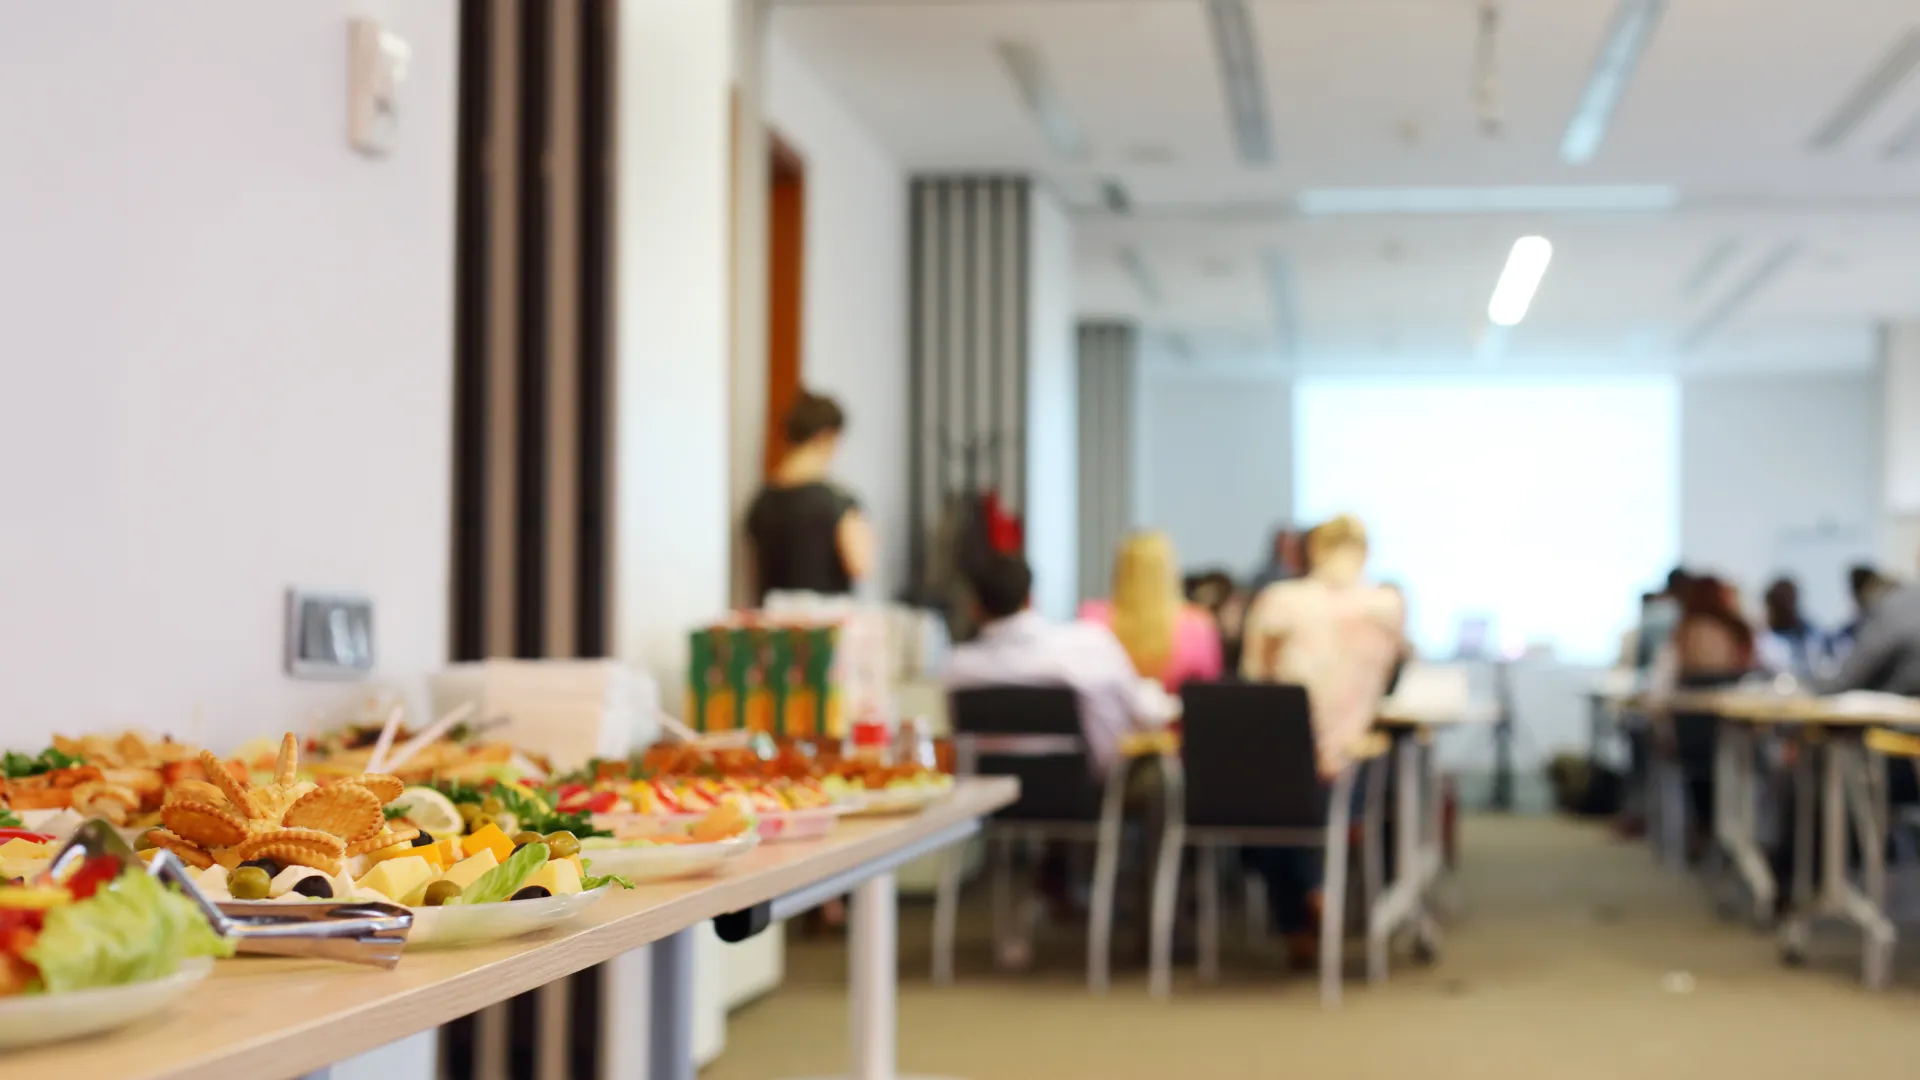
[1682,238,1742,298]
[1261,250,1301,359]
[1560,0,1667,164]
[995,40,1085,158]
[1680,240,1803,352]
[1487,236,1554,327]
[1882,110,1920,160]
[1808,29,1920,151]
[1205,0,1275,165]
[1296,185,1678,215]
[1117,246,1159,303]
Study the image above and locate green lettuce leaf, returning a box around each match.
[0,808,22,829]
[458,841,548,905]
[579,858,634,891]
[27,870,232,993]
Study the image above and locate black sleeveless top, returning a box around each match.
[745,481,857,603]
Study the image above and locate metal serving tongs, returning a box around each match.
[51,820,414,969]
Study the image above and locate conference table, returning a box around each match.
[5,778,1018,1080]
[1663,689,1920,988]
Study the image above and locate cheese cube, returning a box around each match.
[0,839,48,860]
[437,837,464,866]
[461,823,514,863]
[366,842,420,866]
[524,857,582,897]
[437,849,499,893]
[357,856,435,903]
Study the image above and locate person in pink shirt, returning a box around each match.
[1080,531,1225,690]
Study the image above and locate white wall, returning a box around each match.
[1136,370,1293,576]
[764,33,911,598]
[1681,371,1881,626]
[0,0,456,754]
[1024,188,1078,618]
[613,0,737,704]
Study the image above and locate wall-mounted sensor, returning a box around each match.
[348,17,411,156]
[286,589,376,679]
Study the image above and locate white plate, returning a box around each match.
[579,832,759,882]
[595,804,845,843]
[843,781,955,817]
[0,956,212,1051]
[406,885,611,949]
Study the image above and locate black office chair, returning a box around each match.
[935,686,1129,992]
[1148,682,1373,1007]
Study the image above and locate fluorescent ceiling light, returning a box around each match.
[1679,240,1802,353]
[1296,185,1678,215]
[1888,111,1920,160]
[1808,29,1920,151]
[995,40,1084,158]
[1261,250,1300,359]
[1117,246,1159,303]
[1487,236,1553,327]
[1205,0,1275,164]
[1560,0,1667,164]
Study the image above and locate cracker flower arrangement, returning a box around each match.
[149,734,412,877]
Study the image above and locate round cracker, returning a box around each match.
[283,784,383,842]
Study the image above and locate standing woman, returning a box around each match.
[1081,532,1224,690]
[746,391,875,603]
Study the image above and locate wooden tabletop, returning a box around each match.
[4,778,1018,1080]
[1667,691,1920,727]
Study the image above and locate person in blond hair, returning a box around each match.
[1239,514,1405,960]
[1080,531,1224,689]
[1241,515,1406,776]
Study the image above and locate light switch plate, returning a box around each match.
[348,17,411,156]
[286,588,376,679]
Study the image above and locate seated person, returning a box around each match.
[1241,515,1405,776]
[1645,575,1755,859]
[1238,516,1405,962]
[1758,576,1827,682]
[945,553,1150,776]
[1080,531,1224,691]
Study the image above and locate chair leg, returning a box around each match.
[1322,770,1356,1009]
[1149,822,1185,1000]
[933,837,962,985]
[1198,843,1221,984]
[1364,755,1389,984]
[1243,870,1267,945]
[1089,805,1124,994]
[990,837,1019,969]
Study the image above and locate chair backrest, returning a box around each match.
[948,685,1102,822]
[1179,681,1328,829]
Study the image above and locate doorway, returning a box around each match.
[763,135,807,478]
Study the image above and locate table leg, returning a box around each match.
[649,930,695,1080]
[1718,724,1775,922]
[1779,736,1894,986]
[850,871,898,1080]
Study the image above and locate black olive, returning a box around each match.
[410,832,435,847]
[240,858,283,876]
[510,886,552,901]
[510,842,528,855]
[292,876,335,899]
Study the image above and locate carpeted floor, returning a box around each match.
[702,815,1920,1079]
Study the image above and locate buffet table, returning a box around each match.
[4,778,1018,1080]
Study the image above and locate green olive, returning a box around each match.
[542,831,581,860]
[421,880,463,907]
[511,831,545,849]
[229,866,272,901]
[480,796,506,816]
[466,814,496,834]
[457,802,484,824]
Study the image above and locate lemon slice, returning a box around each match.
[392,786,464,838]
